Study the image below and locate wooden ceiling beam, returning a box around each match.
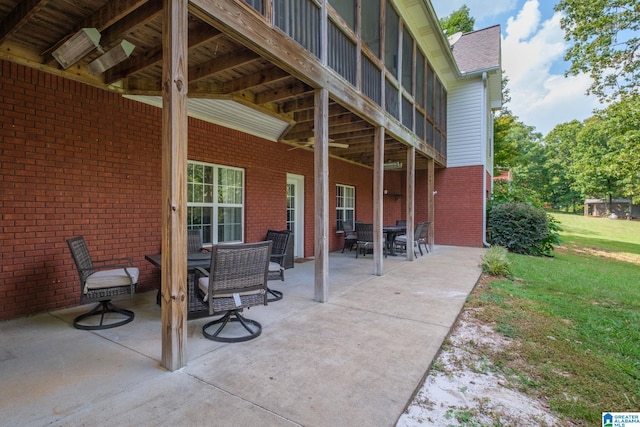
[108,24,222,84]
[40,0,150,61]
[293,104,348,123]
[221,65,290,94]
[80,0,151,32]
[189,48,259,83]
[286,123,377,143]
[278,96,315,113]
[290,112,365,133]
[100,0,163,47]
[255,81,313,104]
[0,0,47,44]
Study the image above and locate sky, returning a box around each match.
[432,0,602,136]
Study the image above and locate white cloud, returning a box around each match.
[501,0,601,135]
[505,0,540,41]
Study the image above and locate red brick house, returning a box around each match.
[0,0,501,354]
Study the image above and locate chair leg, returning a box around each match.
[73,300,134,330]
[202,311,262,342]
[267,287,283,302]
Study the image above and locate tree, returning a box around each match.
[493,113,519,175]
[544,120,584,211]
[592,95,640,203]
[439,5,474,35]
[570,117,624,211]
[556,0,640,101]
[508,122,548,203]
[493,76,518,175]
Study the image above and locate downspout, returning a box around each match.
[482,72,491,247]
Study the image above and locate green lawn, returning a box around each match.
[470,213,640,425]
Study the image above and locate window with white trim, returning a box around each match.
[187,161,244,245]
[336,184,355,231]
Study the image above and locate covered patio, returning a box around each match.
[0,246,484,426]
[0,0,452,371]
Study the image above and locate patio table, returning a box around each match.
[383,225,406,256]
[145,253,212,319]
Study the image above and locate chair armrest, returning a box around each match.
[78,263,133,273]
[194,266,209,278]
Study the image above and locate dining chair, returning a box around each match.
[264,229,293,302]
[66,236,138,330]
[195,241,272,342]
[394,222,430,257]
[341,220,358,253]
[355,223,387,258]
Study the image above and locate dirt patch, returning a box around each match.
[557,244,640,265]
[396,306,571,426]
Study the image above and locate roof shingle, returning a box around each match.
[450,25,501,74]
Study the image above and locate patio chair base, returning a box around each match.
[73,300,135,330]
[202,311,262,342]
[267,287,283,302]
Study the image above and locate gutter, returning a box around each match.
[482,71,491,248]
[459,66,501,79]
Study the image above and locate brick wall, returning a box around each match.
[0,61,379,320]
[434,166,486,247]
[0,62,165,319]
[0,60,479,320]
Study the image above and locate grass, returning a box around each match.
[468,213,640,425]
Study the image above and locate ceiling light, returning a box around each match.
[88,40,136,75]
[52,28,101,69]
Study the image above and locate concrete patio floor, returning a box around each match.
[0,245,484,426]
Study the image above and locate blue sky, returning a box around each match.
[432,0,602,136]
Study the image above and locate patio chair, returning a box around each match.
[355,223,387,258]
[341,220,358,253]
[264,229,293,302]
[156,229,206,305]
[187,229,205,253]
[394,222,430,257]
[416,221,431,254]
[195,241,272,342]
[66,236,138,330]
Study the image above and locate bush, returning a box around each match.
[481,246,512,277]
[488,202,560,256]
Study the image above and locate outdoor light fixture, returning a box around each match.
[52,28,101,69]
[88,39,136,75]
[383,161,403,170]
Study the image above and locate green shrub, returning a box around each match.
[481,246,512,277]
[488,202,560,256]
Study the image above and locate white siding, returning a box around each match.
[446,79,484,167]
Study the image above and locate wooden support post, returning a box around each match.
[314,88,329,302]
[406,147,415,261]
[427,158,435,251]
[161,0,188,371]
[373,126,384,275]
